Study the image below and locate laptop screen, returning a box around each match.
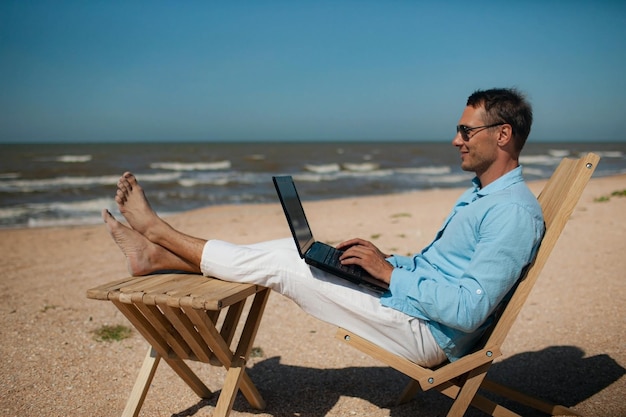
[273,176,315,256]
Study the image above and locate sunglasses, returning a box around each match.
[456,123,505,141]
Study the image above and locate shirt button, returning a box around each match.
[476,289,482,295]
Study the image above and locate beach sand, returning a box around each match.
[1,174,625,417]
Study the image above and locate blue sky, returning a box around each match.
[1,1,625,143]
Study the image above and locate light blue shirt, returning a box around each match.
[381,166,544,361]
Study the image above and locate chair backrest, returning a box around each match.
[485,153,600,348]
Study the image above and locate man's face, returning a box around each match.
[453,105,500,176]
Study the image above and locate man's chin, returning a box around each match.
[459,162,472,172]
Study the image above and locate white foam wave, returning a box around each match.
[292,173,330,182]
[396,166,451,175]
[0,172,20,179]
[46,197,114,213]
[26,217,103,228]
[178,177,230,187]
[548,149,570,157]
[304,163,341,174]
[0,197,117,227]
[342,162,380,172]
[134,172,182,182]
[0,175,120,192]
[519,155,560,165]
[340,169,394,178]
[151,161,231,171]
[429,174,473,184]
[522,167,546,177]
[0,172,181,192]
[0,206,29,220]
[592,151,623,158]
[55,154,92,163]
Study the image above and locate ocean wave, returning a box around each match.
[592,151,623,158]
[342,162,380,172]
[0,197,117,227]
[133,172,182,182]
[340,169,394,178]
[150,161,231,171]
[548,149,570,157]
[305,162,384,174]
[522,167,547,177]
[178,177,230,187]
[0,172,181,193]
[0,205,29,220]
[0,175,121,192]
[519,155,561,165]
[304,163,341,174]
[396,166,451,175]
[55,154,92,163]
[0,172,20,179]
[428,174,473,184]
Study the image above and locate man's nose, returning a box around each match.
[452,131,464,146]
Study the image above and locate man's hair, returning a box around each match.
[467,88,533,152]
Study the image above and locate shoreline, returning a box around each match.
[1,172,624,233]
[1,173,624,416]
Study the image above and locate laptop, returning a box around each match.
[273,175,389,293]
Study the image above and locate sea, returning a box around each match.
[1,141,625,229]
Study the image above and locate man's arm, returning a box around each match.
[389,203,543,333]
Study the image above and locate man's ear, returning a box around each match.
[497,124,514,148]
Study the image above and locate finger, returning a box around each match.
[336,238,362,250]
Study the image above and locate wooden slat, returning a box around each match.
[184,300,266,410]
[134,303,193,361]
[220,299,247,347]
[158,303,213,363]
[148,275,208,306]
[120,273,182,294]
[86,275,151,300]
[183,279,259,310]
[111,300,172,358]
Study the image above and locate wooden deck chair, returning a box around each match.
[337,152,600,417]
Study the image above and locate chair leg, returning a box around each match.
[214,357,247,417]
[438,382,524,417]
[396,379,421,405]
[122,347,161,417]
[481,379,583,416]
[446,362,491,417]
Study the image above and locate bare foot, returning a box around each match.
[115,172,167,240]
[103,209,198,275]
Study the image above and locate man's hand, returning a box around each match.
[336,238,394,283]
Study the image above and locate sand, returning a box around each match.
[1,174,625,417]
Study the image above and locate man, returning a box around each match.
[103,88,544,367]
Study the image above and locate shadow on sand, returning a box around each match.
[173,345,625,417]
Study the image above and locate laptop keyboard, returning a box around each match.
[319,245,363,277]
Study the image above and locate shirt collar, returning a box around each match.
[472,166,525,198]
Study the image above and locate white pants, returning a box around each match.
[200,238,447,367]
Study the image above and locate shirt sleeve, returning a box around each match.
[388,203,542,333]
